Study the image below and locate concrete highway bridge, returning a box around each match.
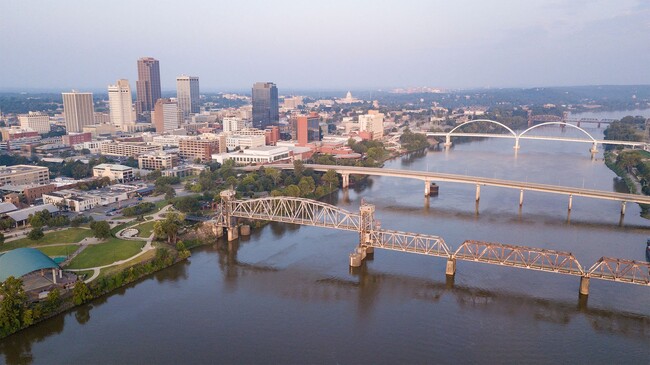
[255,163,650,216]
[421,119,647,153]
[210,189,650,297]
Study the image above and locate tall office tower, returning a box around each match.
[295,112,321,146]
[152,98,181,133]
[176,75,200,119]
[62,91,94,133]
[135,57,161,115]
[108,79,135,131]
[359,110,385,140]
[251,82,279,129]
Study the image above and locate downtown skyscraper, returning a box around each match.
[62,90,94,133]
[176,75,200,120]
[252,82,279,129]
[108,79,135,131]
[135,57,161,116]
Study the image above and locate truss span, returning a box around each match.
[588,257,650,286]
[230,196,362,231]
[453,240,585,276]
[369,229,451,257]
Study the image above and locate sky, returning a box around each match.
[2,0,650,92]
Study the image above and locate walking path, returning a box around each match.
[66,204,175,283]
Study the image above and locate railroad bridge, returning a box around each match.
[211,189,650,297]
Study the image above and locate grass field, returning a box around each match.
[99,248,158,278]
[37,244,80,257]
[134,221,157,238]
[3,228,93,251]
[66,238,144,269]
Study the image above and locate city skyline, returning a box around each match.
[2,1,649,91]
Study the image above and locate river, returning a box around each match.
[1,125,650,364]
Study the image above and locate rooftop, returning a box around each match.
[93,163,133,171]
[0,248,59,282]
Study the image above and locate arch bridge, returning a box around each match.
[211,190,650,297]
[424,119,647,153]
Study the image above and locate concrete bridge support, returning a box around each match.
[590,141,598,154]
[568,194,573,211]
[475,184,481,202]
[514,137,520,150]
[445,257,456,277]
[519,189,524,207]
[341,173,350,189]
[443,134,452,148]
[579,276,590,296]
[424,180,430,197]
[621,201,627,216]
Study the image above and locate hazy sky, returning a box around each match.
[2,0,650,92]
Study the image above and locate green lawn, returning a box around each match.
[66,238,144,269]
[37,244,80,257]
[134,220,157,238]
[3,228,93,251]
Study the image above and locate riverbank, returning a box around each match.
[604,150,650,217]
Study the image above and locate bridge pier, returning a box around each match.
[341,173,350,189]
[590,142,598,154]
[621,201,627,216]
[519,189,524,207]
[475,184,481,202]
[445,257,456,276]
[424,180,430,197]
[227,227,239,241]
[443,134,452,148]
[514,137,520,150]
[568,194,573,211]
[579,276,590,296]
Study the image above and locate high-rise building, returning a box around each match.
[176,76,200,119]
[152,99,181,133]
[62,91,94,133]
[136,57,161,115]
[295,112,321,146]
[222,116,245,133]
[18,112,50,134]
[359,110,385,140]
[108,79,135,131]
[252,82,279,129]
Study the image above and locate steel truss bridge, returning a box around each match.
[212,190,650,296]
[423,119,647,152]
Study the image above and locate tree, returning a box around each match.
[72,281,92,305]
[284,185,301,197]
[0,276,28,337]
[153,212,184,244]
[0,232,4,244]
[89,221,111,239]
[293,160,305,178]
[27,227,44,241]
[322,169,339,190]
[265,167,281,187]
[164,187,176,200]
[298,176,316,196]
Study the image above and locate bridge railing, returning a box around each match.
[453,240,585,276]
[587,257,650,286]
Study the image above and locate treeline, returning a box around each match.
[0,246,184,339]
[603,116,647,147]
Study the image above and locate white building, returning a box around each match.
[151,134,190,148]
[108,79,135,132]
[18,112,50,134]
[226,134,266,150]
[223,116,245,133]
[43,190,102,212]
[72,140,110,154]
[358,111,385,140]
[176,76,200,119]
[212,146,291,165]
[92,163,134,183]
[62,91,94,133]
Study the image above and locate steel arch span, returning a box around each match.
[228,196,363,231]
[518,122,597,141]
[448,119,517,137]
